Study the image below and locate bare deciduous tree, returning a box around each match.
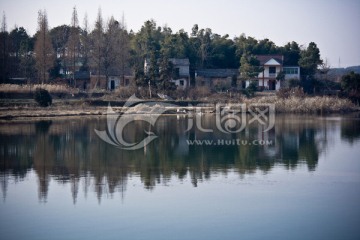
[0,11,8,83]
[66,6,80,87]
[90,8,104,89]
[80,13,90,72]
[119,14,130,86]
[34,10,54,84]
[102,15,131,89]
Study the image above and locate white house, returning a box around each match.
[245,55,300,91]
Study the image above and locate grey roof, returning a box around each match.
[107,67,134,76]
[74,71,90,80]
[196,69,238,78]
[256,55,283,65]
[169,58,190,66]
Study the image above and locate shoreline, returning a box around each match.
[1,91,359,120]
[1,98,359,121]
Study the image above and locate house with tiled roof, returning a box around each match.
[246,55,300,90]
[195,69,238,91]
[169,58,190,89]
[144,58,191,89]
[90,68,135,90]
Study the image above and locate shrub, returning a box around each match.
[288,78,301,88]
[244,81,258,97]
[170,88,187,100]
[341,71,360,104]
[187,86,211,100]
[276,87,305,99]
[115,86,137,99]
[34,88,52,107]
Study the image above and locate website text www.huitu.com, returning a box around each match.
[186,139,273,146]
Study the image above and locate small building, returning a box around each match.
[107,74,135,90]
[90,69,135,90]
[195,69,238,91]
[169,58,190,89]
[90,74,107,89]
[74,71,90,90]
[144,58,191,89]
[246,55,300,91]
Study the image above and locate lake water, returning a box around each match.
[0,114,360,240]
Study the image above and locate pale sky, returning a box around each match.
[1,0,359,67]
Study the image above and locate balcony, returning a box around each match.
[268,73,276,78]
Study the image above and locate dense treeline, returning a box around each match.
[0,8,323,90]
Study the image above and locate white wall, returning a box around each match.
[178,65,190,77]
[256,79,280,90]
[171,78,188,89]
[108,76,121,90]
[283,67,300,80]
[258,65,282,78]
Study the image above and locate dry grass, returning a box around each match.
[0,84,78,94]
[242,96,356,113]
[114,86,137,99]
[1,84,357,114]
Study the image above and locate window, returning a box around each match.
[283,67,298,75]
[269,67,276,74]
[173,68,180,79]
[125,79,129,86]
[179,80,184,86]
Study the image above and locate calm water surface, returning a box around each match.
[0,114,360,240]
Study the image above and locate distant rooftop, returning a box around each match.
[169,58,190,66]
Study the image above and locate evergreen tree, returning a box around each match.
[239,52,262,80]
[299,42,322,77]
[50,25,70,77]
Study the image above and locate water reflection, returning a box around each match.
[0,114,358,203]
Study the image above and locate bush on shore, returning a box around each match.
[276,87,305,99]
[34,88,52,107]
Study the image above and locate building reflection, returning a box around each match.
[0,114,353,203]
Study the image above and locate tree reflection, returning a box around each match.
[0,114,349,203]
[341,115,360,144]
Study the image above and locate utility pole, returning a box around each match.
[148,80,151,98]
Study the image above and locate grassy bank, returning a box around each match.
[0,84,78,94]
[242,96,356,113]
[0,95,357,120]
[0,83,358,119]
